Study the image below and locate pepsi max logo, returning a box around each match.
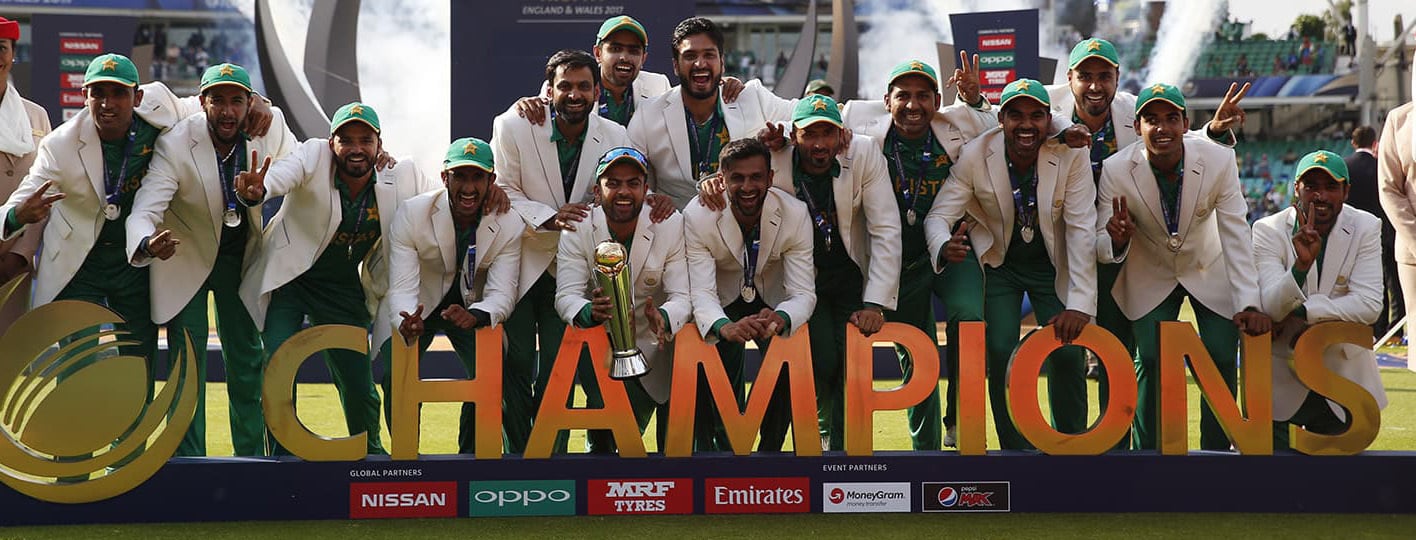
[922,482,1010,512]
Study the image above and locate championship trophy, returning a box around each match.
[594,241,648,380]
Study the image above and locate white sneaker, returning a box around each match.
[943,425,957,448]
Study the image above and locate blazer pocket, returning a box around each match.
[639,268,664,290]
[269,222,291,250]
[49,207,73,240]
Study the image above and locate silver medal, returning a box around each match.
[906,209,917,226]
[1020,225,1035,243]
[1167,235,1181,252]
[223,209,241,228]
[742,285,757,303]
[103,203,120,221]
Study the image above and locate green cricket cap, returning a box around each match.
[1294,150,1349,184]
[330,102,381,135]
[444,137,494,173]
[596,15,648,46]
[999,78,1050,109]
[83,53,139,88]
[199,63,253,94]
[1068,38,1120,70]
[792,94,843,129]
[886,59,939,92]
[595,146,649,179]
[1135,83,1186,114]
[804,79,834,95]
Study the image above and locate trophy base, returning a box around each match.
[609,350,649,380]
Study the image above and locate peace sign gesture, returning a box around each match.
[1106,196,1135,253]
[1207,82,1251,134]
[1291,202,1321,272]
[946,50,984,107]
[234,150,272,204]
[15,181,65,225]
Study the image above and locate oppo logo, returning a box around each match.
[473,488,571,507]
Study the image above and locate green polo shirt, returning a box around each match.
[884,129,952,264]
[286,173,381,317]
[600,86,635,127]
[95,117,161,246]
[792,152,862,293]
[551,120,586,201]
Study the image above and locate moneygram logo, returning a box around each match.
[349,481,457,518]
[588,478,692,515]
[469,480,575,517]
[921,482,1011,513]
[704,477,810,514]
[822,482,910,513]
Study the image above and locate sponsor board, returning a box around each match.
[468,480,575,517]
[62,109,83,121]
[822,482,910,513]
[982,88,1004,104]
[60,72,86,89]
[60,55,96,72]
[60,92,86,108]
[704,477,810,514]
[978,33,1016,51]
[980,69,1017,87]
[921,482,1010,513]
[978,52,1016,69]
[588,478,692,515]
[349,481,458,519]
[59,38,103,54]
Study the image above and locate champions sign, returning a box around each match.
[0,272,1385,504]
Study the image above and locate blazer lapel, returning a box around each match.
[78,122,105,201]
[533,108,566,207]
[722,88,748,139]
[1036,148,1061,249]
[1130,149,1167,244]
[1177,141,1206,240]
[1112,100,1139,148]
[663,90,694,184]
[432,194,457,274]
[629,207,654,278]
[570,119,604,205]
[716,204,746,269]
[757,194,782,278]
[985,138,1014,234]
[1317,210,1357,294]
[192,129,223,236]
[832,153,854,251]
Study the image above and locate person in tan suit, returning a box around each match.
[0,17,50,333]
[1378,70,1416,371]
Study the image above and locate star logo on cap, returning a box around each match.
[1150,84,1167,94]
[1016,80,1031,91]
[813,99,828,111]
[910,60,924,71]
[1087,40,1102,52]
[219,64,235,76]
[101,57,118,71]
[1314,153,1328,163]
[351,105,365,116]
[463,141,478,155]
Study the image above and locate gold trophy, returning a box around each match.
[594,241,648,380]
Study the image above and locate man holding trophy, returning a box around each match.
[555,147,692,453]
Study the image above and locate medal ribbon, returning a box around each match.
[685,103,722,178]
[342,178,375,259]
[1154,159,1184,236]
[461,224,478,299]
[1087,117,1115,183]
[1006,155,1038,232]
[887,128,936,220]
[741,224,760,294]
[104,125,138,206]
[793,166,837,249]
[216,138,246,217]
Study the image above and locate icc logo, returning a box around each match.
[0,276,199,503]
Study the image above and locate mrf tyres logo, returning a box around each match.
[922,482,1010,512]
[469,480,575,517]
[349,481,458,518]
[704,477,810,514]
[588,478,692,515]
[822,482,910,513]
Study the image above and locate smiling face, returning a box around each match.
[550,64,596,126]
[1068,58,1118,118]
[999,98,1050,159]
[85,82,144,141]
[885,74,940,139]
[202,85,250,145]
[329,121,381,181]
[444,165,493,223]
[1295,169,1348,230]
[723,153,773,219]
[594,30,646,91]
[598,162,647,224]
[673,33,723,101]
[1136,101,1189,161]
[792,122,843,175]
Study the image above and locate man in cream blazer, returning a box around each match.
[1378,69,1416,371]
[1253,151,1387,451]
[925,79,1097,450]
[1096,84,1269,451]
[767,94,900,451]
[236,102,439,455]
[627,17,794,209]
[511,15,673,128]
[0,16,50,333]
[555,147,692,453]
[381,138,524,454]
[491,50,634,453]
[125,63,297,457]
[684,138,815,452]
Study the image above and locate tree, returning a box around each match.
[1293,14,1326,40]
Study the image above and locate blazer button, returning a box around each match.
[1052,200,1062,208]
[645,277,658,286]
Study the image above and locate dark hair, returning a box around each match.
[545,49,600,87]
[670,17,724,62]
[718,138,771,172]
[1352,125,1377,148]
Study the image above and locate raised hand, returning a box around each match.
[545,202,591,231]
[375,149,398,171]
[234,150,272,203]
[947,50,983,106]
[1061,124,1093,149]
[398,304,426,344]
[1208,82,1250,133]
[721,76,745,103]
[944,220,971,264]
[145,228,180,260]
[245,97,273,137]
[644,296,671,344]
[1106,196,1135,253]
[482,184,511,215]
[646,193,674,223]
[757,121,787,151]
[514,96,551,126]
[14,181,65,225]
[1291,202,1321,272]
[696,171,728,211]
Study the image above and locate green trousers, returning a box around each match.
[934,250,985,432]
[1131,286,1239,451]
[575,345,662,453]
[376,305,513,455]
[262,287,385,455]
[809,280,864,451]
[1273,391,1346,452]
[503,271,564,453]
[1094,262,1133,450]
[166,252,265,457]
[885,255,942,450]
[698,299,794,452]
[983,264,1088,450]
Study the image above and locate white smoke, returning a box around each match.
[857,0,1070,98]
[1142,0,1225,87]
